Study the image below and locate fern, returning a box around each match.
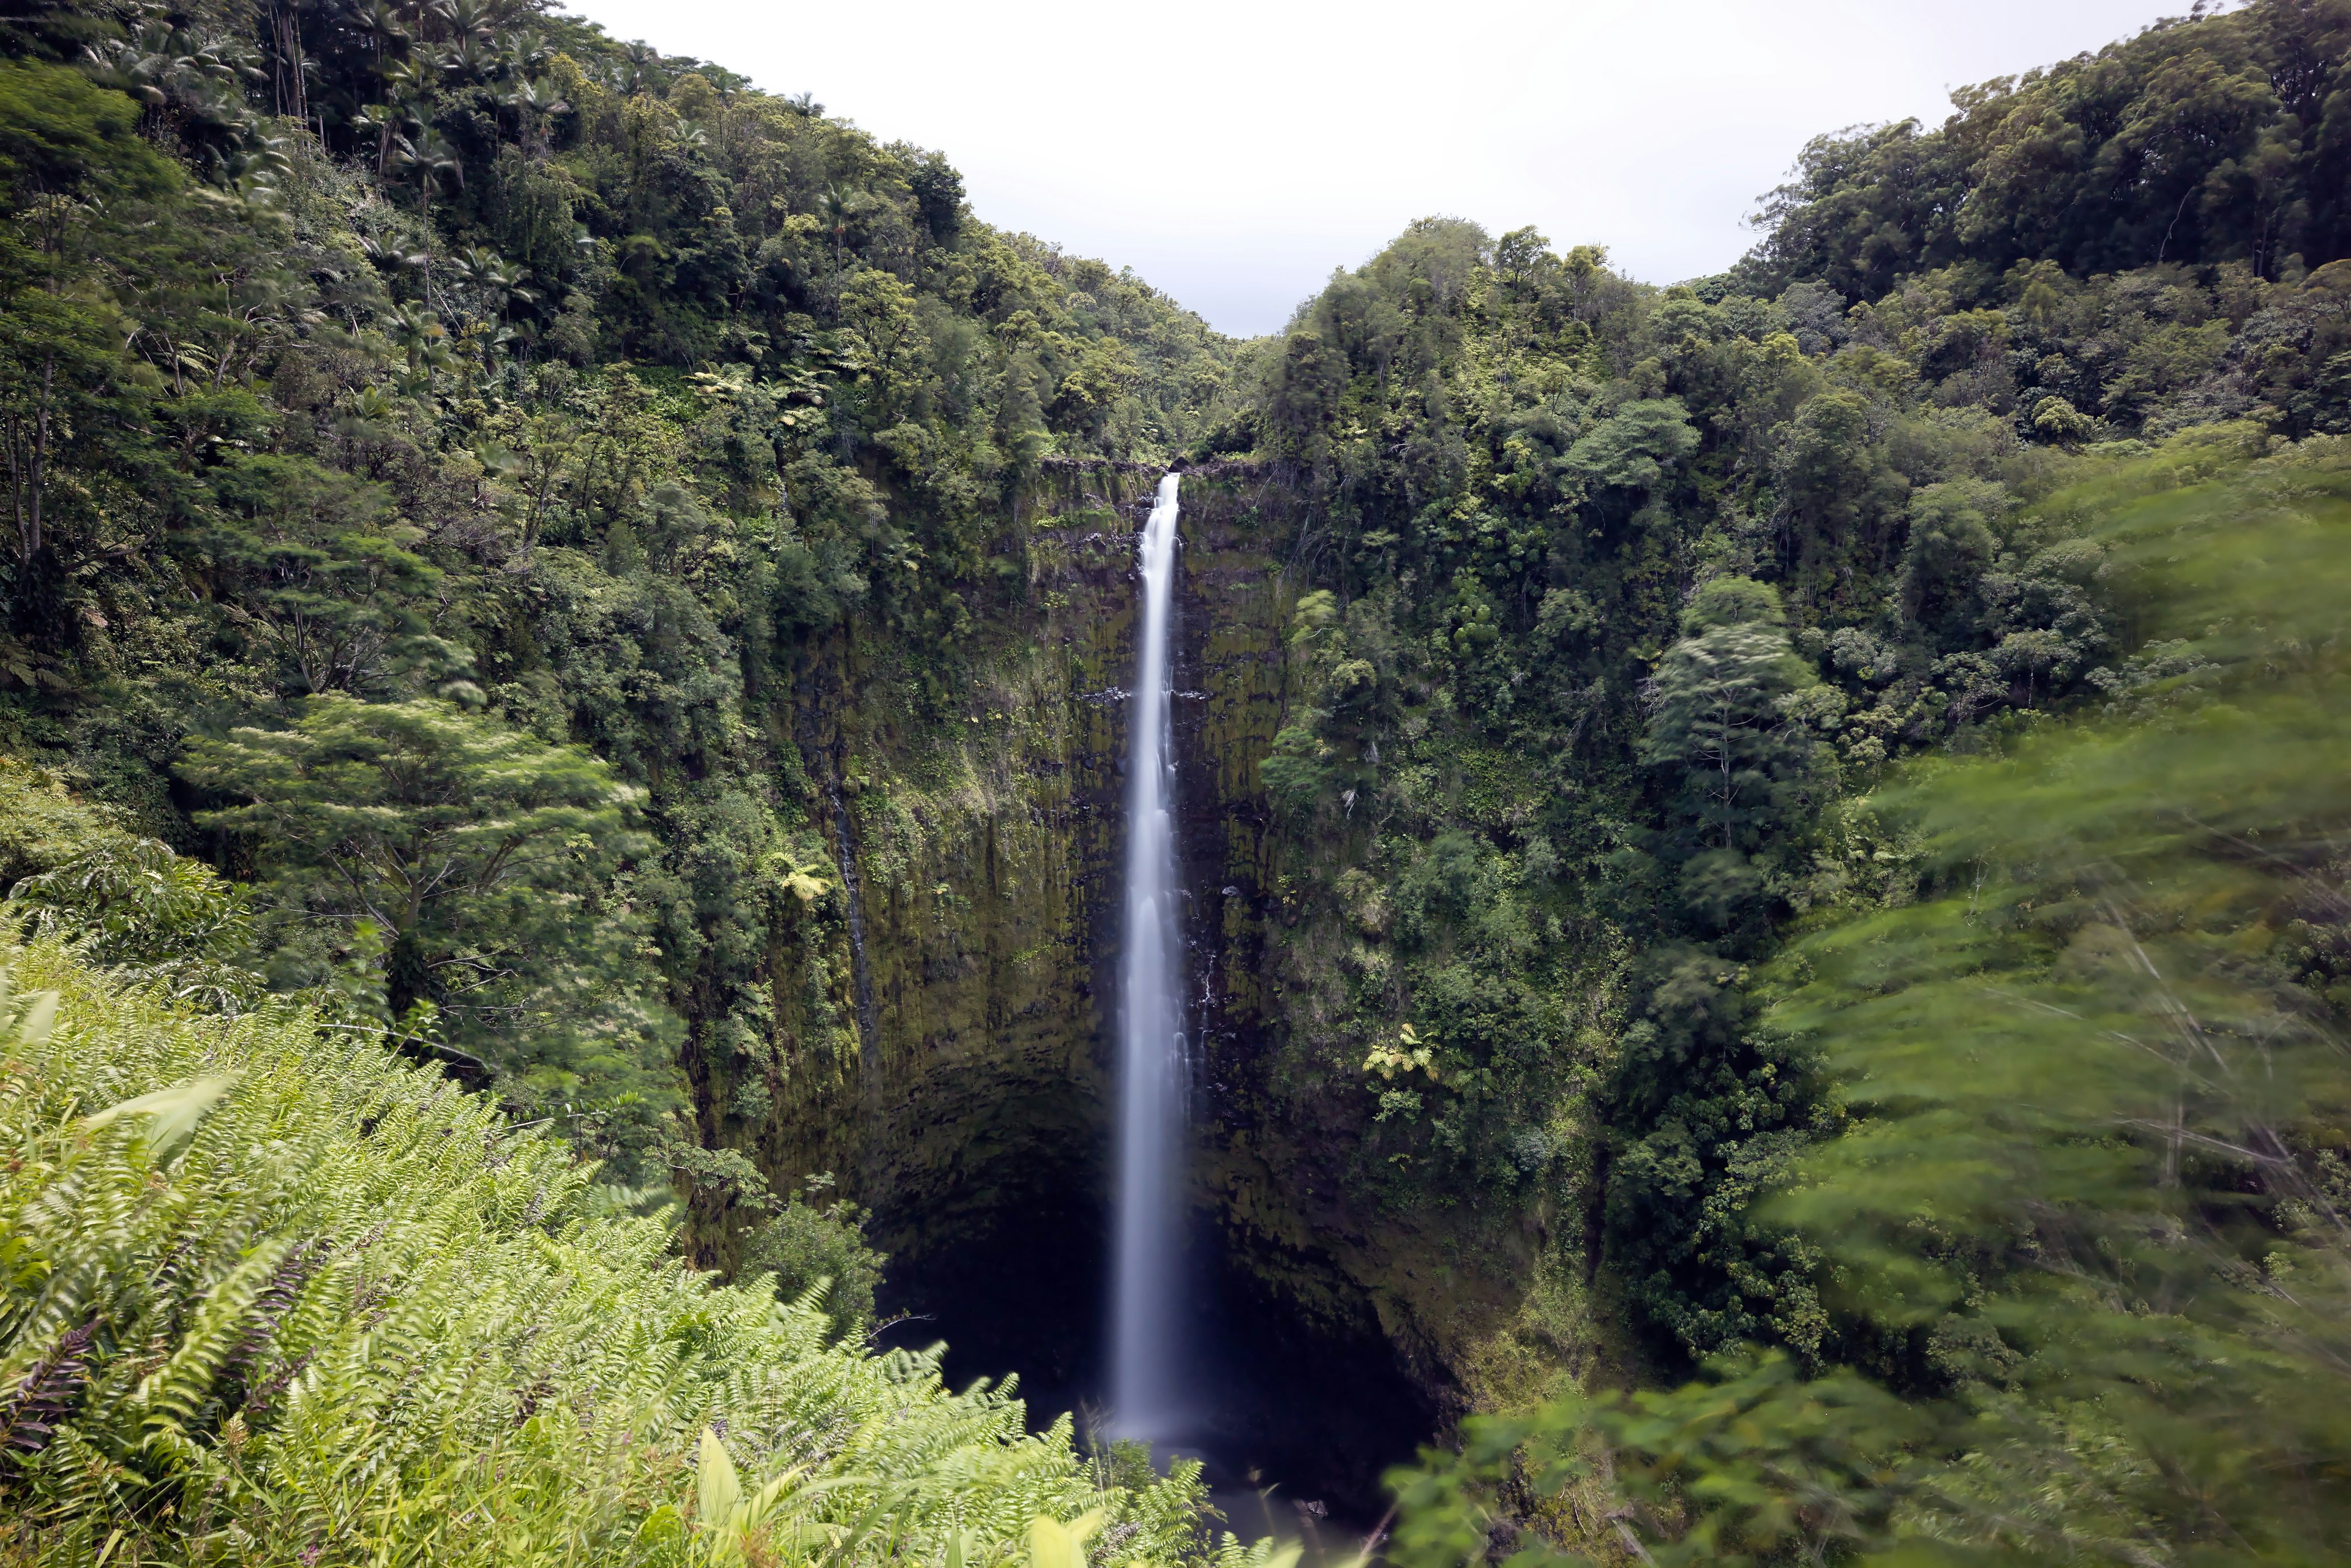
[0,932,1215,1568]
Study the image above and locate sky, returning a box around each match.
[563,0,2192,338]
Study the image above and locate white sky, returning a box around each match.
[562,0,2192,337]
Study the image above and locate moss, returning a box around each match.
[696,462,1624,1428]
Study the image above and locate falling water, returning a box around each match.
[1110,472,1188,1439]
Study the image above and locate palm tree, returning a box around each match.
[438,30,498,83]
[448,247,534,324]
[610,40,658,96]
[497,74,565,157]
[396,126,462,217]
[817,186,868,273]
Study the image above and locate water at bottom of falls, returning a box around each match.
[880,1209,1434,1534]
[1169,1235,1439,1539]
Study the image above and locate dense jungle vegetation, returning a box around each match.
[0,0,1239,1202]
[0,839,1225,1567]
[1,0,2349,1560]
[1231,0,2351,1350]
[1216,0,2351,1558]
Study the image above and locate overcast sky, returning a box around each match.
[563,0,2191,338]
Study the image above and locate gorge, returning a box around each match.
[1,1,2350,1563]
[799,461,1441,1513]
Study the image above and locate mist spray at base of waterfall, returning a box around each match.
[1109,471,1189,1441]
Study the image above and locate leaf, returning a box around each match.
[83,1074,238,1156]
[697,1427,740,1529]
[1027,1510,1104,1568]
[6,988,57,1048]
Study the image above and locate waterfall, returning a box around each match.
[1110,471,1188,1439]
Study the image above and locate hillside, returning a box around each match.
[1178,0,2351,1410]
[0,764,1229,1566]
[1,0,2349,1562]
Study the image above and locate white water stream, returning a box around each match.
[1109,472,1188,1439]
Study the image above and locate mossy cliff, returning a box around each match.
[1171,471,1622,1428]
[705,463,1161,1362]
[700,462,1610,1428]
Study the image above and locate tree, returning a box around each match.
[0,60,176,209]
[0,757,258,1011]
[180,696,672,1129]
[1597,577,1837,1360]
[738,1179,887,1343]
[1898,479,2000,648]
[1639,576,1820,854]
[0,63,174,630]
[0,280,121,580]
[199,454,469,698]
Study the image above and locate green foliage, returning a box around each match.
[195,454,471,699]
[0,2,1248,1244]
[0,58,174,206]
[1389,443,2351,1564]
[0,929,1213,1568]
[0,757,257,1010]
[1389,1352,1919,1568]
[179,695,675,1147]
[739,1180,888,1343]
[0,755,127,887]
[1638,577,1819,855]
[4,8,2347,1558]
[1746,2,2351,302]
[12,836,252,985]
[1217,0,2351,1364]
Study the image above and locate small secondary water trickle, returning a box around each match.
[1110,471,1189,1440]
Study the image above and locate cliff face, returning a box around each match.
[712,462,1586,1438]
[1172,480,1604,1430]
[724,465,1152,1406]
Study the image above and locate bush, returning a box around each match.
[738,1190,887,1342]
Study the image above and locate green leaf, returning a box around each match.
[83,1073,238,1156]
[697,1427,740,1529]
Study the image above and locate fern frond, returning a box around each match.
[0,934,1212,1568]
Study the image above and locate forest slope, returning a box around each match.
[1190,0,2351,1409]
[0,755,1231,1566]
[0,0,1247,1267]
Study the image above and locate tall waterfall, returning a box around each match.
[1110,472,1188,1439]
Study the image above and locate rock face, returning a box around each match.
[737,463,1169,1411]
[709,462,1540,1468]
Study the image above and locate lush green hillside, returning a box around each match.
[0,0,1242,1211]
[0,760,1239,1566]
[1186,1,2351,1558]
[1,0,2350,1561]
[1742,0,2351,308]
[1384,438,2351,1566]
[1199,0,2351,1401]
